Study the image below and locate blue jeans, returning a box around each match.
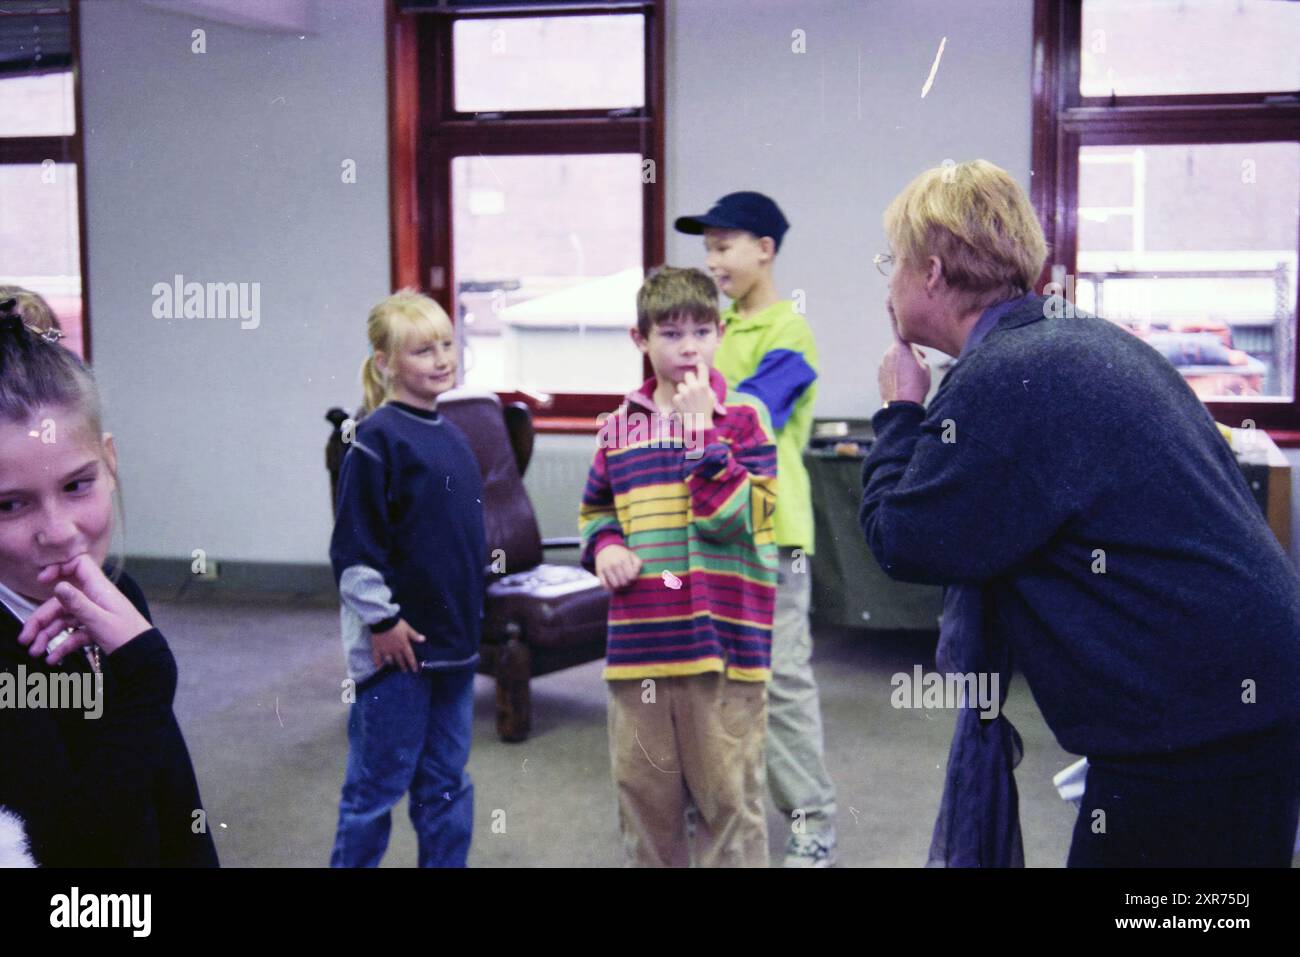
[330,666,475,868]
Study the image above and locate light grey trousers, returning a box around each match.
[767,546,838,839]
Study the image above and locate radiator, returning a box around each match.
[523,434,600,545]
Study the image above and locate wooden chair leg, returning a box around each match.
[496,636,532,742]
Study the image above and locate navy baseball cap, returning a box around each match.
[674,191,790,250]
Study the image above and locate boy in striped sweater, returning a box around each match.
[580,266,779,867]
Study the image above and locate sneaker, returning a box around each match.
[783,832,837,868]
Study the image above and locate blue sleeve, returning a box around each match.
[735,348,817,432]
[858,402,1061,585]
[329,439,401,632]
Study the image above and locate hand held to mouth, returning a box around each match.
[19,554,152,663]
[879,301,931,405]
[670,363,715,432]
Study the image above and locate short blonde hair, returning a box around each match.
[883,160,1047,311]
[360,289,455,413]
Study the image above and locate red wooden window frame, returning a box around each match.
[1031,0,1300,444]
[387,0,665,433]
[0,0,91,360]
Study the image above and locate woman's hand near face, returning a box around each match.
[18,554,152,662]
[878,300,932,405]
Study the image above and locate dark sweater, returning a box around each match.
[859,295,1300,759]
[329,401,486,681]
[0,570,219,867]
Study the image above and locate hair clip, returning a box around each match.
[35,326,64,344]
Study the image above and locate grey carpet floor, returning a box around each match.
[155,588,1084,867]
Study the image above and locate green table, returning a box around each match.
[804,434,944,632]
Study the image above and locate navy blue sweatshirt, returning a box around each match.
[859,295,1300,759]
[329,400,486,684]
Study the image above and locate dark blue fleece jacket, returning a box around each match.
[330,401,486,683]
[859,294,1300,759]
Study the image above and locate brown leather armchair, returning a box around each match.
[325,392,608,742]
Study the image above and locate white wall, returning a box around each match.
[664,0,1035,417]
[85,1,1295,574]
[78,0,1037,565]
[80,0,389,565]
[537,0,1038,539]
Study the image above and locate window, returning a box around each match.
[1079,0,1300,98]
[0,0,88,358]
[1033,0,1300,435]
[389,0,666,427]
[452,14,644,112]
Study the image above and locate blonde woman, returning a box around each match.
[329,291,486,867]
[860,160,1300,868]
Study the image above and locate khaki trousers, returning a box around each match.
[607,672,768,867]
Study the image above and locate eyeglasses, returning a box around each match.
[873,253,895,277]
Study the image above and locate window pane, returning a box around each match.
[1076,143,1298,401]
[453,15,644,112]
[0,162,83,357]
[0,70,75,137]
[1081,0,1300,97]
[451,153,643,394]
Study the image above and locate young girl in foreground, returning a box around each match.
[0,303,218,867]
[329,291,486,868]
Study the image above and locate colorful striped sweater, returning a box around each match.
[579,366,779,682]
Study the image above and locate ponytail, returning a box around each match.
[0,286,60,335]
[359,354,387,416]
[0,300,99,430]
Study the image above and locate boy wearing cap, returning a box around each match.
[676,192,839,867]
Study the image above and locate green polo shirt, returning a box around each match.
[714,299,818,553]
